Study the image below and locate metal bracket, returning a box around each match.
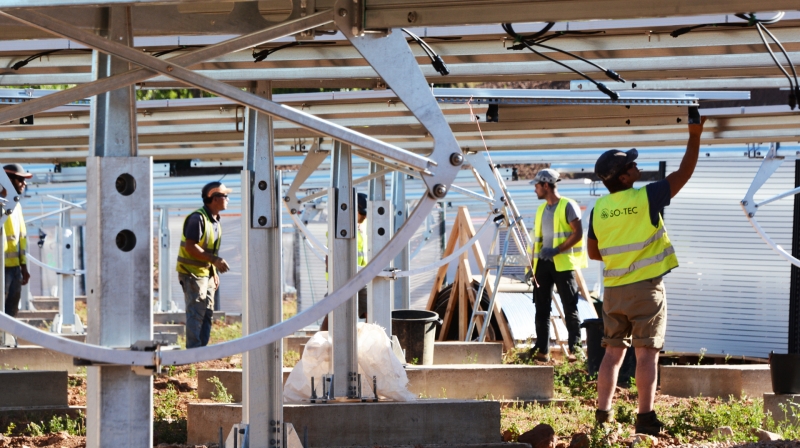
[334,0,365,37]
[295,0,317,40]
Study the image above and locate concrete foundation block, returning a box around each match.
[0,371,68,409]
[224,313,242,325]
[197,368,291,402]
[153,324,185,336]
[764,393,800,423]
[188,399,501,447]
[433,342,502,365]
[15,310,58,320]
[154,312,187,325]
[29,297,59,310]
[405,364,553,401]
[284,335,310,356]
[661,365,771,399]
[0,347,79,373]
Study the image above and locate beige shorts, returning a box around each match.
[601,276,666,349]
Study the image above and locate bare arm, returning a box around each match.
[587,238,602,261]
[558,218,583,253]
[666,117,707,198]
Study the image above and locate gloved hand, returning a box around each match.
[538,247,560,261]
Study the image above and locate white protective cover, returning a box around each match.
[283,323,416,402]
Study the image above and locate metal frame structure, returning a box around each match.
[1,2,800,447]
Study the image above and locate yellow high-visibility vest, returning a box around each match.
[4,206,27,268]
[176,207,221,278]
[592,187,678,287]
[531,197,587,273]
[326,220,367,281]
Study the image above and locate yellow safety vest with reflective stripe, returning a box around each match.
[530,197,587,274]
[4,206,27,268]
[325,221,367,281]
[592,187,678,287]
[176,207,221,278]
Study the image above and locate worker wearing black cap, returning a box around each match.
[176,181,232,348]
[588,114,706,435]
[2,164,32,318]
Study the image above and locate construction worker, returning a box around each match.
[529,168,587,362]
[176,181,232,349]
[588,114,706,435]
[320,192,367,330]
[2,164,31,318]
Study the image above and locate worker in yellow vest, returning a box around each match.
[176,182,232,349]
[588,112,706,435]
[528,168,587,362]
[2,164,32,318]
[320,193,368,331]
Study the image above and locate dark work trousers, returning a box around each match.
[4,266,22,318]
[179,273,216,349]
[533,259,581,354]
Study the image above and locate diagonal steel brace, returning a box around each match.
[1,8,435,174]
[0,10,336,126]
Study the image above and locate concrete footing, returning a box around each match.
[188,400,500,447]
[0,347,78,373]
[153,324,185,336]
[764,393,800,423]
[406,364,552,401]
[0,371,68,409]
[154,312,187,324]
[661,365,771,398]
[284,335,310,355]
[433,342,502,365]
[197,364,553,402]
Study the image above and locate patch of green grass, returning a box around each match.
[209,320,241,345]
[208,376,234,403]
[154,383,182,421]
[24,413,85,437]
[284,349,300,368]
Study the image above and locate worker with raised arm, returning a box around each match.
[2,164,32,318]
[176,182,232,349]
[588,110,706,435]
[528,168,587,362]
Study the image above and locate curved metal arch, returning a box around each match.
[0,16,462,366]
[741,143,800,267]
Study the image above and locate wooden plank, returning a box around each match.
[458,261,469,342]
[574,268,598,318]
[438,265,460,341]
[425,207,463,311]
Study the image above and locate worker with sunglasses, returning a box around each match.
[588,111,706,435]
[177,181,232,348]
[2,164,32,318]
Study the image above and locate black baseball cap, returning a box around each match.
[357,192,367,216]
[595,148,638,181]
[201,181,232,199]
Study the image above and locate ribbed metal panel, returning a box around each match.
[663,158,793,357]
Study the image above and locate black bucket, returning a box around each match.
[391,310,440,365]
[580,318,637,386]
[770,352,800,394]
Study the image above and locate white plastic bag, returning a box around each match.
[283,323,416,402]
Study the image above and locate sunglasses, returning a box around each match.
[613,161,636,178]
[213,194,229,199]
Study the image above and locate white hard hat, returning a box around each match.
[531,168,561,185]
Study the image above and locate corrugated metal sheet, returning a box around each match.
[495,291,595,343]
[663,158,793,357]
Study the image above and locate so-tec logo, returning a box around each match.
[600,207,638,219]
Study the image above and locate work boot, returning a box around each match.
[532,348,549,362]
[634,411,665,436]
[595,409,614,428]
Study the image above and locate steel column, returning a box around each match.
[85,6,153,448]
[790,159,800,354]
[56,200,76,330]
[328,142,358,398]
[392,171,410,309]
[157,207,174,312]
[242,80,284,447]
[367,163,392,335]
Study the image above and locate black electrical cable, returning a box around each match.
[252,41,335,62]
[755,22,799,109]
[151,45,203,58]
[502,23,621,100]
[12,50,62,70]
[401,28,449,76]
[669,12,784,38]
